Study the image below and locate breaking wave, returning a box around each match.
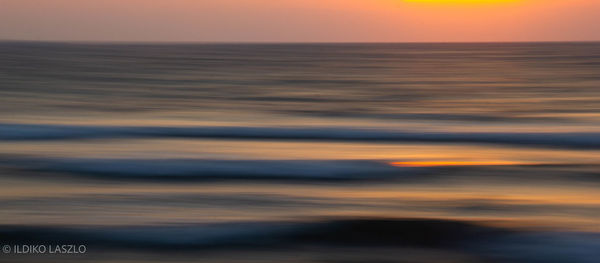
[1,158,412,181]
[2,123,600,149]
[1,218,598,262]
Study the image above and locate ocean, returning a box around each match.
[1,42,599,262]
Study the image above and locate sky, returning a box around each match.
[1,0,599,42]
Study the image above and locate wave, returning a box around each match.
[2,158,411,180]
[1,218,598,262]
[2,123,600,149]
[0,218,512,249]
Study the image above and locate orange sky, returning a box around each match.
[1,0,599,42]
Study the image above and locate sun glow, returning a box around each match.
[404,0,519,4]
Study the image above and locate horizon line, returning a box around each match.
[1,39,600,45]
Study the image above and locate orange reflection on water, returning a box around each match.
[390,160,526,167]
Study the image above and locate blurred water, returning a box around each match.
[1,42,600,262]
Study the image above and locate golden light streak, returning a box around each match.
[390,160,526,167]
